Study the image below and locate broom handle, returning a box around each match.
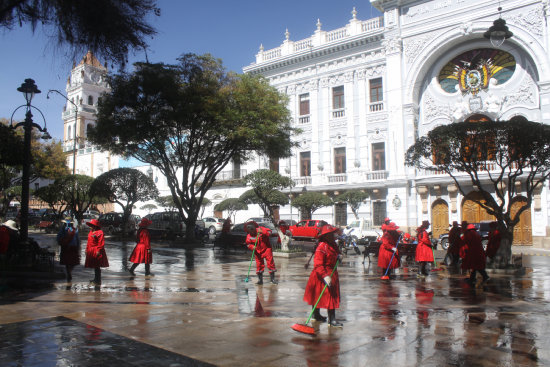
[305,257,340,325]
[383,234,403,277]
[246,234,260,278]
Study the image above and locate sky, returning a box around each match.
[0,1,381,141]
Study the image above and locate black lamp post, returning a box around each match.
[10,79,51,242]
[484,7,513,47]
[47,89,78,175]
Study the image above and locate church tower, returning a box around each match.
[63,51,116,177]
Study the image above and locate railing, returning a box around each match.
[369,102,384,112]
[332,109,345,118]
[365,170,389,181]
[294,39,313,52]
[325,27,348,42]
[264,48,282,61]
[362,17,383,32]
[293,177,312,185]
[215,169,247,181]
[328,173,347,183]
[298,115,310,124]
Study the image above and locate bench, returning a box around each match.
[361,241,417,265]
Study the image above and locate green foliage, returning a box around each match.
[0,121,25,217]
[214,197,248,219]
[89,54,297,240]
[156,195,177,211]
[56,174,107,225]
[405,119,550,263]
[334,190,369,219]
[140,203,157,213]
[0,0,160,65]
[292,192,333,220]
[31,139,70,180]
[241,169,293,222]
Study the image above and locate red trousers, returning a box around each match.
[254,248,276,273]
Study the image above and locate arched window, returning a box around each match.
[463,115,495,161]
[88,95,93,105]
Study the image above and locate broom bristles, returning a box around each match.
[291,323,315,335]
[380,275,390,280]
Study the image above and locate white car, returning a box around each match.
[343,218,381,241]
[202,217,224,235]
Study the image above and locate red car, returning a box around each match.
[289,219,329,240]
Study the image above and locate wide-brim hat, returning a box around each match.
[385,222,399,231]
[86,219,101,228]
[244,221,259,232]
[139,218,152,227]
[467,224,477,230]
[384,217,391,222]
[318,225,339,239]
[2,220,17,231]
[421,220,430,227]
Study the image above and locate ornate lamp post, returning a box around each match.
[484,7,513,47]
[9,79,51,242]
[47,89,78,175]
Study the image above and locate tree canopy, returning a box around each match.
[89,54,297,240]
[214,198,248,220]
[92,168,158,234]
[334,190,369,219]
[405,119,550,266]
[0,0,160,65]
[57,174,107,225]
[292,191,333,220]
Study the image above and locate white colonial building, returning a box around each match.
[62,0,550,246]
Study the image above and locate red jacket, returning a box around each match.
[303,241,340,309]
[245,226,272,254]
[485,229,501,259]
[378,231,400,269]
[85,229,109,268]
[415,227,434,262]
[129,227,152,264]
[461,229,486,270]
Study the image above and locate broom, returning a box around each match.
[291,258,340,335]
[244,235,260,282]
[381,233,402,280]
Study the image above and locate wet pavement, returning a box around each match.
[1,232,549,366]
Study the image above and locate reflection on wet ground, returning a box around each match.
[0,233,549,366]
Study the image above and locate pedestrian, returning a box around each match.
[445,221,462,266]
[415,220,434,277]
[485,221,501,262]
[378,222,400,278]
[128,217,154,277]
[222,217,232,234]
[0,220,19,263]
[381,217,391,233]
[461,224,490,285]
[84,218,108,285]
[244,220,278,285]
[303,224,343,327]
[56,217,80,281]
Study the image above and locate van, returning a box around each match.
[146,211,187,238]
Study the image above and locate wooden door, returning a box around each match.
[510,197,532,245]
[462,191,495,223]
[431,199,449,239]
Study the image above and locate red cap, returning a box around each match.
[467,224,477,230]
[318,225,339,239]
[139,218,152,227]
[86,219,101,228]
[385,222,399,231]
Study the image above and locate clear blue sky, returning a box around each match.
[0,1,381,141]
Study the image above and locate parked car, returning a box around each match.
[202,217,225,235]
[220,221,280,248]
[145,211,187,238]
[289,219,329,240]
[437,221,491,250]
[246,217,272,224]
[343,218,381,241]
[278,219,297,226]
[38,212,60,233]
[98,212,138,235]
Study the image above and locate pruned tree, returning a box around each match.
[156,195,177,211]
[405,119,550,267]
[214,198,248,222]
[140,203,157,214]
[57,174,108,226]
[198,197,211,218]
[91,168,159,235]
[89,54,297,241]
[334,190,369,220]
[292,191,333,221]
[34,181,71,219]
[0,0,160,66]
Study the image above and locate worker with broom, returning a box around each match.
[244,221,278,285]
[378,222,401,278]
[415,220,434,277]
[303,225,343,328]
[461,223,490,285]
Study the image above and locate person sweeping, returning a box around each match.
[415,220,433,277]
[128,217,154,276]
[303,225,343,328]
[461,224,490,285]
[85,219,108,285]
[378,222,400,279]
[244,221,278,285]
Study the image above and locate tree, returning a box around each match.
[140,203,157,214]
[31,139,70,180]
[91,168,159,235]
[57,174,107,226]
[34,181,71,219]
[214,198,248,222]
[0,122,24,217]
[334,190,369,220]
[292,192,333,220]
[0,0,160,65]
[198,197,211,218]
[156,195,177,211]
[89,54,297,241]
[405,119,550,267]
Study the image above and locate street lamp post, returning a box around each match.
[9,79,51,242]
[47,89,78,175]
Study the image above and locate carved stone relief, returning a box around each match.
[503,77,537,108]
[404,34,436,65]
[383,36,402,55]
[508,6,544,38]
[330,131,347,146]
